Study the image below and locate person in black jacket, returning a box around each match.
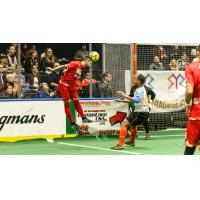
[40,48,57,73]
[98,72,113,97]
[24,50,39,74]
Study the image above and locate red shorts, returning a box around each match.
[186,120,200,146]
[58,82,78,100]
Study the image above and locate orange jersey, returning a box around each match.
[81,79,96,87]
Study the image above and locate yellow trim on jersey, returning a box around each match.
[189,118,200,120]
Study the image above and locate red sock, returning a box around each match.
[73,99,86,118]
[64,100,74,123]
[130,127,137,144]
[119,127,128,146]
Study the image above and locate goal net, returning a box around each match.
[103,43,199,131]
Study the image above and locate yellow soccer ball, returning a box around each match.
[89,51,100,62]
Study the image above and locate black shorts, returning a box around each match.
[126,112,150,126]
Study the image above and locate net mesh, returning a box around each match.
[104,44,131,97]
[136,44,198,131]
[104,43,199,131]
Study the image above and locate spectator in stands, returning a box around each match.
[74,43,89,60]
[177,52,189,71]
[35,82,57,98]
[0,84,17,99]
[26,44,37,58]
[5,73,19,94]
[0,54,9,69]
[0,64,7,93]
[169,58,179,70]
[6,45,18,70]
[192,45,200,62]
[24,49,39,74]
[12,67,31,95]
[170,45,182,60]
[26,65,42,91]
[81,73,97,97]
[48,62,62,90]
[153,45,167,65]
[149,56,164,70]
[40,48,57,73]
[81,73,97,88]
[98,72,113,97]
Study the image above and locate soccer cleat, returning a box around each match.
[71,123,86,135]
[82,117,93,123]
[111,144,124,150]
[125,140,135,146]
[145,133,150,140]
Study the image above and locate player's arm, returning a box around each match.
[114,99,131,103]
[185,64,194,115]
[185,83,194,104]
[117,91,141,103]
[47,64,68,72]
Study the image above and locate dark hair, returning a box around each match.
[102,72,112,80]
[137,74,146,85]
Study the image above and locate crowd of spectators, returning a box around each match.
[138,44,200,71]
[0,43,112,99]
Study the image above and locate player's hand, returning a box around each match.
[185,105,191,116]
[46,67,53,72]
[117,91,126,97]
[50,92,55,97]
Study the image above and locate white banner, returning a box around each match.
[0,100,66,137]
[76,100,129,135]
[125,70,186,112]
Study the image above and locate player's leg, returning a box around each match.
[58,84,84,134]
[111,119,131,150]
[184,120,200,155]
[142,113,150,140]
[126,112,147,146]
[70,89,93,123]
[126,126,137,146]
[58,84,74,123]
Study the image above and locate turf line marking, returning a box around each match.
[58,142,145,155]
[139,134,184,138]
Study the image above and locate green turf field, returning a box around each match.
[0,129,198,155]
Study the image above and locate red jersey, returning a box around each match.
[60,61,84,87]
[185,61,200,119]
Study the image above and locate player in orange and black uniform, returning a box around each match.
[47,57,93,134]
[184,61,200,155]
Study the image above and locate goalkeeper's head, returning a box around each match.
[136,74,146,87]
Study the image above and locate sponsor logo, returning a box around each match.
[168,74,185,89]
[145,74,154,89]
[0,114,45,132]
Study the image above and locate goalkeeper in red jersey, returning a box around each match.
[47,57,93,134]
[184,61,200,155]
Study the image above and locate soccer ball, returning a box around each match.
[89,51,100,62]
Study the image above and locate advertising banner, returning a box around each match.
[76,100,129,135]
[0,100,66,138]
[125,70,185,112]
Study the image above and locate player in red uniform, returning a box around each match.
[184,61,200,155]
[47,57,93,134]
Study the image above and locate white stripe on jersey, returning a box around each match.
[134,86,149,112]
